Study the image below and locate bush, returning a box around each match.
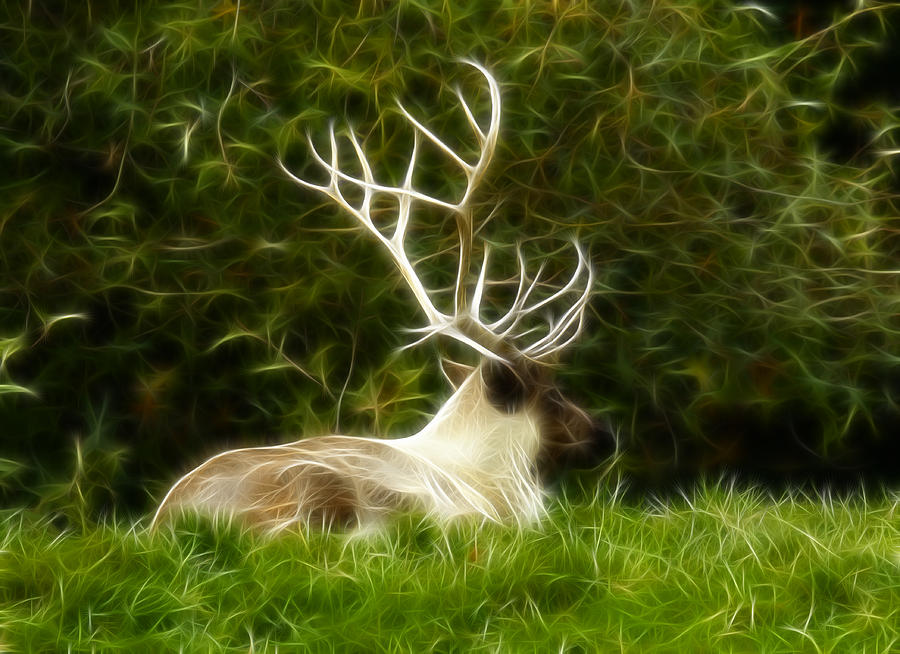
[1,1,897,515]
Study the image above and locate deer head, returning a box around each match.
[152,62,611,533]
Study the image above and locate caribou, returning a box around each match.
[152,62,610,533]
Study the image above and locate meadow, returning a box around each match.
[2,482,897,652]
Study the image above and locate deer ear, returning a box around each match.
[439,358,476,390]
[482,360,531,414]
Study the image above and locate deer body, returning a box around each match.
[153,364,547,531]
[153,62,605,533]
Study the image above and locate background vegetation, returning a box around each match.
[1,1,898,519]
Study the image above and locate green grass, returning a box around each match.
[2,484,897,652]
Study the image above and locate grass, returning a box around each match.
[1,483,897,652]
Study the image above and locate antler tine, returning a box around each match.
[485,248,548,335]
[463,238,592,360]
[457,60,501,207]
[525,299,589,359]
[454,85,486,144]
[394,131,419,248]
[517,241,589,316]
[469,245,490,319]
[521,242,594,359]
[398,105,473,176]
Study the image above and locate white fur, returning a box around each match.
[152,365,545,532]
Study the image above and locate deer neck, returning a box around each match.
[401,365,542,469]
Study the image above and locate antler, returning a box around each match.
[278,61,591,362]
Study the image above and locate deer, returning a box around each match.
[152,61,610,534]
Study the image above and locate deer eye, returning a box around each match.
[483,361,529,413]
